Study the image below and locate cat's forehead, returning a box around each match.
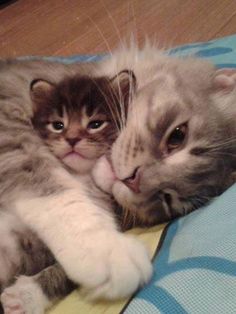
[55,76,113,112]
[132,74,192,130]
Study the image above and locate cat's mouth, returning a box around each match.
[62,150,97,173]
[63,151,86,160]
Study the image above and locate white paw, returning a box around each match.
[63,232,153,300]
[1,276,49,314]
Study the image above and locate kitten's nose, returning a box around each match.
[66,137,78,147]
[122,167,140,193]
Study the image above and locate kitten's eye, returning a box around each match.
[88,120,104,129]
[87,120,108,133]
[167,124,187,152]
[48,121,64,133]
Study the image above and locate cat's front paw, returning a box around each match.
[64,233,153,300]
[89,235,153,300]
[1,276,49,314]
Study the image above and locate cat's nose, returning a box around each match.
[122,167,140,193]
[66,137,79,147]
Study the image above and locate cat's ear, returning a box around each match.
[30,79,55,110]
[212,68,236,93]
[110,70,137,105]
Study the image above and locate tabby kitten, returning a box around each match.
[0,59,151,313]
[30,73,130,173]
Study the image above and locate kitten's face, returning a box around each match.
[31,73,135,173]
[94,63,236,226]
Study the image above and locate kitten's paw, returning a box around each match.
[65,233,153,300]
[1,276,49,314]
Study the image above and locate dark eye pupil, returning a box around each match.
[169,128,185,144]
[52,121,64,130]
[167,124,187,152]
[88,120,104,129]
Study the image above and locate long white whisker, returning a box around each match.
[94,2,127,130]
[86,76,121,132]
[81,12,113,59]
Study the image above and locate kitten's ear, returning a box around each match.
[213,68,236,93]
[30,79,55,108]
[110,70,137,104]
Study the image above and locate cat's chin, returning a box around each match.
[62,153,96,174]
[112,181,142,210]
[92,156,116,193]
[92,157,143,209]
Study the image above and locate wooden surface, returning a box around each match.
[0,0,236,58]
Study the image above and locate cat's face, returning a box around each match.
[94,61,236,226]
[31,72,135,174]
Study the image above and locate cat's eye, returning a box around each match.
[166,124,187,152]
[88,120,104,129]
[48,121,65,133]
[87,120,108,133]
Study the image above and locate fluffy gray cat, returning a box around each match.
[95,47,236,224]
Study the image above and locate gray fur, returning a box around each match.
[0,59,95,305]
[0,58,125,311]
[35,264,75,300]
[108,53,236,226]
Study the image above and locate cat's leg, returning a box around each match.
[1,264,75,314]
[13,168,152,300]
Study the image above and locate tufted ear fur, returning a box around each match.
[213,68,236,93]
[30,79,55,112]
[110,70,137,112]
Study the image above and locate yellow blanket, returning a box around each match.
[48,224,166,314]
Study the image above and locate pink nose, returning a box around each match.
[66,137,79,147]
[122,167,140,193]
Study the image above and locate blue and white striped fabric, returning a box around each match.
[124,183,236,314]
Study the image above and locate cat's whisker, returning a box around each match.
[97,1,127,130]
[80,13,113,59]
[104,77,124,132]
[100,0,125,50]
[99,73,126,133]
[86,3,128,130]
[129,0,138,45]
[120,205,138,231]
[204,137,236,150]
[74,25,122,131]
[189,196,210,211]
[113,75,126,131]
[86,76,121,132]
[205,151,236,157]
[120,208,129,230]
[208,143,236,151]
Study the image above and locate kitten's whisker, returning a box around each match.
[99,75,124,131]
[105,77,125,132]
[103,75,126,132]
[87,76,121,132]
[114,74,126,131]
